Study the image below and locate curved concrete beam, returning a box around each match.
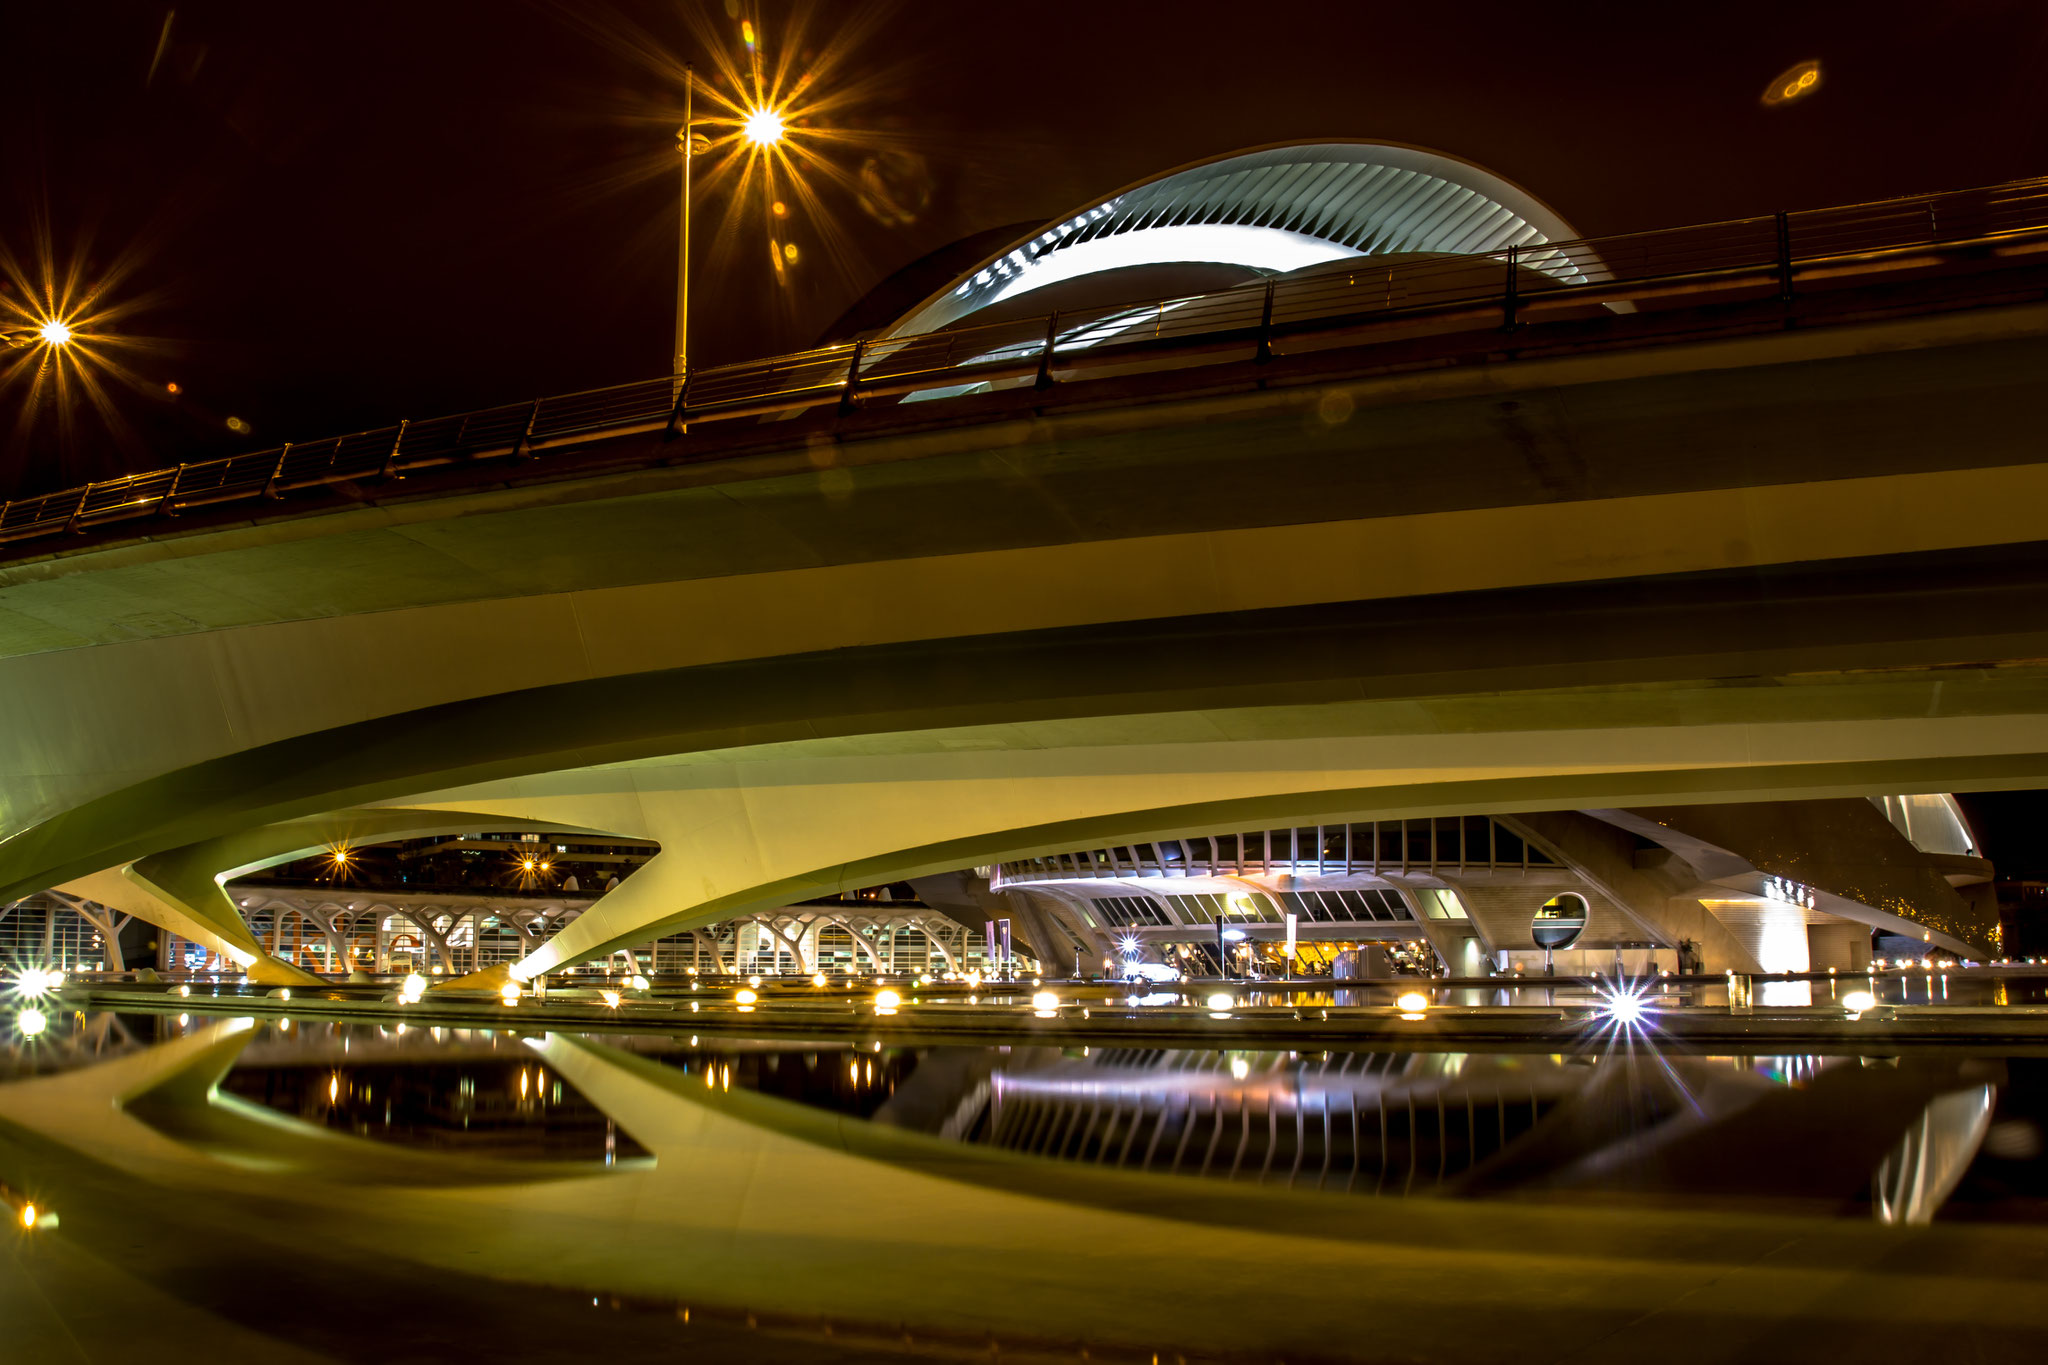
[82,808,626,986]
[52,867,305,981]
[10,329,2048,908]
[401,733,2022,982]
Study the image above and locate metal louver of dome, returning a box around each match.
[889,141,1593,338]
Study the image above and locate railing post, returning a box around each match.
[263,445,293,500]
[509,400,541,459]
[378,420,409,481]
[1034,311,1061,390]
[1502,244,1519,332]
[664,369,691,441]
[159,464,186,517]
[839,340,868,416]
[1254,279,1276,363]
[62,484,93,535]
[1775,210,1794,302]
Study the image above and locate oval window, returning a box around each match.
[1532,892,1588,949]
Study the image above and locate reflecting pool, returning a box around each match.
[4,1010,2047,1362]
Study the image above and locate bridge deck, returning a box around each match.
[6,173,2048,560]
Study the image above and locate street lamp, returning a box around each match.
[675,62,789,379]
[2,318,76,350]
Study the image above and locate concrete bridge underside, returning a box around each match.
[6,303,2048,976]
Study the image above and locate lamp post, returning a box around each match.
[675,64,788,380]
[674,65,695,380]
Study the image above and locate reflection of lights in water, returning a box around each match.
[1757,980,1812,1007]
[17,1008,48,1038]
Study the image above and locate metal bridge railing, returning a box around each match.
[7,174,2048,555]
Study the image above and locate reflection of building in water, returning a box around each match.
[906,1044,2005,1216]
[971,1049,1582,1193]
[1874,1085,1995,1224]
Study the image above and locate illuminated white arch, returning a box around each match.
[888,140,1594,337]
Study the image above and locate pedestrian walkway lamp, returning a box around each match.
[675,63,789,379]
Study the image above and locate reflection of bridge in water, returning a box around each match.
[0,1010,2039,1362]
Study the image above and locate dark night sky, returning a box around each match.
[5,1,2048,871]
[8,0,2048,491]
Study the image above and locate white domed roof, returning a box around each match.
[888,141,1591,337]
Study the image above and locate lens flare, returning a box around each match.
[1593,976,1655,1032]
[2,212,165,475]
[1761,59,1823,108]
[540,0,918,326]
[742,106,786,146]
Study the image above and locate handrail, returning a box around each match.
[7,173,2048,556]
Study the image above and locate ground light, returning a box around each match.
[873,989,900,1015]
[1206,992,1234,1016]
[601,990,622,1008]
[17,1008,47,1038]
[734,989,758,1005]
[810,972,827,987]
[1031,991,1058,1017]
[1842,989,1877,1017]
[499,982,521,1006]
[1395,990,1430,1015]
[1591,977,1655,1033]
[13,967,61,997]
[1603,991,1647,1027]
